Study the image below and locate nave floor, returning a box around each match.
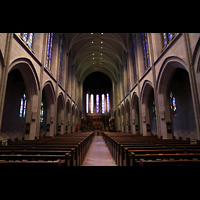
[82,136,116,166]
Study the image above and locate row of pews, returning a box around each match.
[0,132,94,166]
[102,132,200,166]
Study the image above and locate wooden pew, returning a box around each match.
[138,159,200,166]
[102,132,190,164]
[102,131,200,166]
[0,153,70,166]
[120,144,200,166]
[0,160,63,166]
[0,150,73,165]
[125,148,200,166]
[0,132,94,166]
[130,152,200,166]
[0,145,81,165]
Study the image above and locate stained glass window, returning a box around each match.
[162,33,175,47]
[46,33,54,70]
[58,34,64,84]
[152,100,157,120]
[91,94,94,113]
[18,33,34,48]
[141,33,150,70]
[86,93,89,113]
[168,33,173,41]
[40,102,44,122]
[102,94,105,113]
[162,33,168,47]
[107,93,109,113]
[170,91,177,117]
[96,94,99,113]
[131,34,137,83]
[19,93,26,118]
[27,33,34,48]
[23,33,28,41]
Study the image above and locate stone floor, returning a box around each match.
[82,136,116,166]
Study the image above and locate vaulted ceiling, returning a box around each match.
[66,33,128,84]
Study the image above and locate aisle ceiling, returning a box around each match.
[66,33,128,83]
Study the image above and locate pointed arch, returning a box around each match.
[118,107,120,117]
[156,56,188,94]
[66,99,71,113]
[42,81,56,105]
[8,57,40,96]
[72,104,75,116]
[125,99,130,113]
[192,37,200,72]
[121,104,124,114]
[0,49,5,68]
[131,92,139,109]
[57,92,65,110]
[0,50,5,88]
[140,80,154,104]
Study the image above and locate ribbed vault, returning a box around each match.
[67,33,128,83]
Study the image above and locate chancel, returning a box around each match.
[0,33,200,166]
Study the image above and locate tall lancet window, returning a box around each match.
[40,102,44,122]
[162,33,175,47]
[131,34,137,83]
[46,33,53,70]
[19,93,26,117]
[102,94,105,113]
[91,94,94,113]
[107,93,109,113]
[152,100,157,120]
[58,34,64,84]
[18,33,34,48]
[86,93,89,113]
[169,91,177,117]
[141,33,150,70]
[96,94,99,113]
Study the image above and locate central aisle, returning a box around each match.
[82,136,116,166]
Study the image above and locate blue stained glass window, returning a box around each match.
[46,33,53,70]
[91,94,94,113]
[102,94,105,113]
[46,33,50,68]
[142,33,150,70]
[96,94,99,113]
[19,93,26,118]
[86,94,89,113]
[59,35,64,84]
[40,102,44,122]
[170,91,177,117]
[23,33,28,41]
[107,93,109,113]
[19,99,23,117]
[168,33,173,41]
[162,33,175,47]
[27,33,34,48]
[18,33,34,48]
[162,33,167,46]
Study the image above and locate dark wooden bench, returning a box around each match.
[0,132,94,166]
[138,159,200,166]
[102,131,191,161]
[0,149,74,165]
[0,153,70,166]
[130,152,200,166]
[102,132,200,167]
[124,148,200,166]
[0,145,81,166]
[0,160,63,166]
[120,144,200,166]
